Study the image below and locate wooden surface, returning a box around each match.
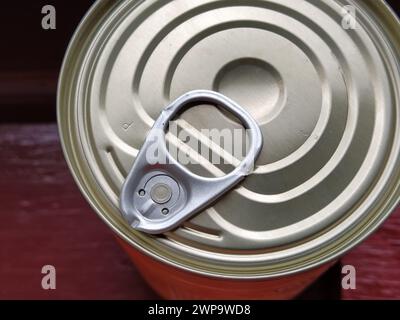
[342,211,400,300]
[0,124,398,299]
[0,124,158,299]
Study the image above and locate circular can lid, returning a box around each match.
[58,0,400,278]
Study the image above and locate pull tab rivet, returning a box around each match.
[150,183,172,204]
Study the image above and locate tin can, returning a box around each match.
[58,0,400,299]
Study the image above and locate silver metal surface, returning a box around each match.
[58,0,400,278]
[120,90,263,234]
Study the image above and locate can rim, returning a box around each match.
[57,0,400,279]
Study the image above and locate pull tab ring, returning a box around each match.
[120,90,263,234]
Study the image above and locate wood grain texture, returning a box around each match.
[342,209,400,300]
[0,124,158,299]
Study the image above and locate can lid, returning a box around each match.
[58,0,400,278]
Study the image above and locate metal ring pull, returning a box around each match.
[120,90,263,234]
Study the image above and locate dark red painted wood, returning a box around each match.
[0,124,158,299]
[342,208,400,300]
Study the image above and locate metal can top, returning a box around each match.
[58,0,400,278]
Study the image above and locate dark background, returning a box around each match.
[0,0,399,299]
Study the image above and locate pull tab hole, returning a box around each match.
[166,103,249,178]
